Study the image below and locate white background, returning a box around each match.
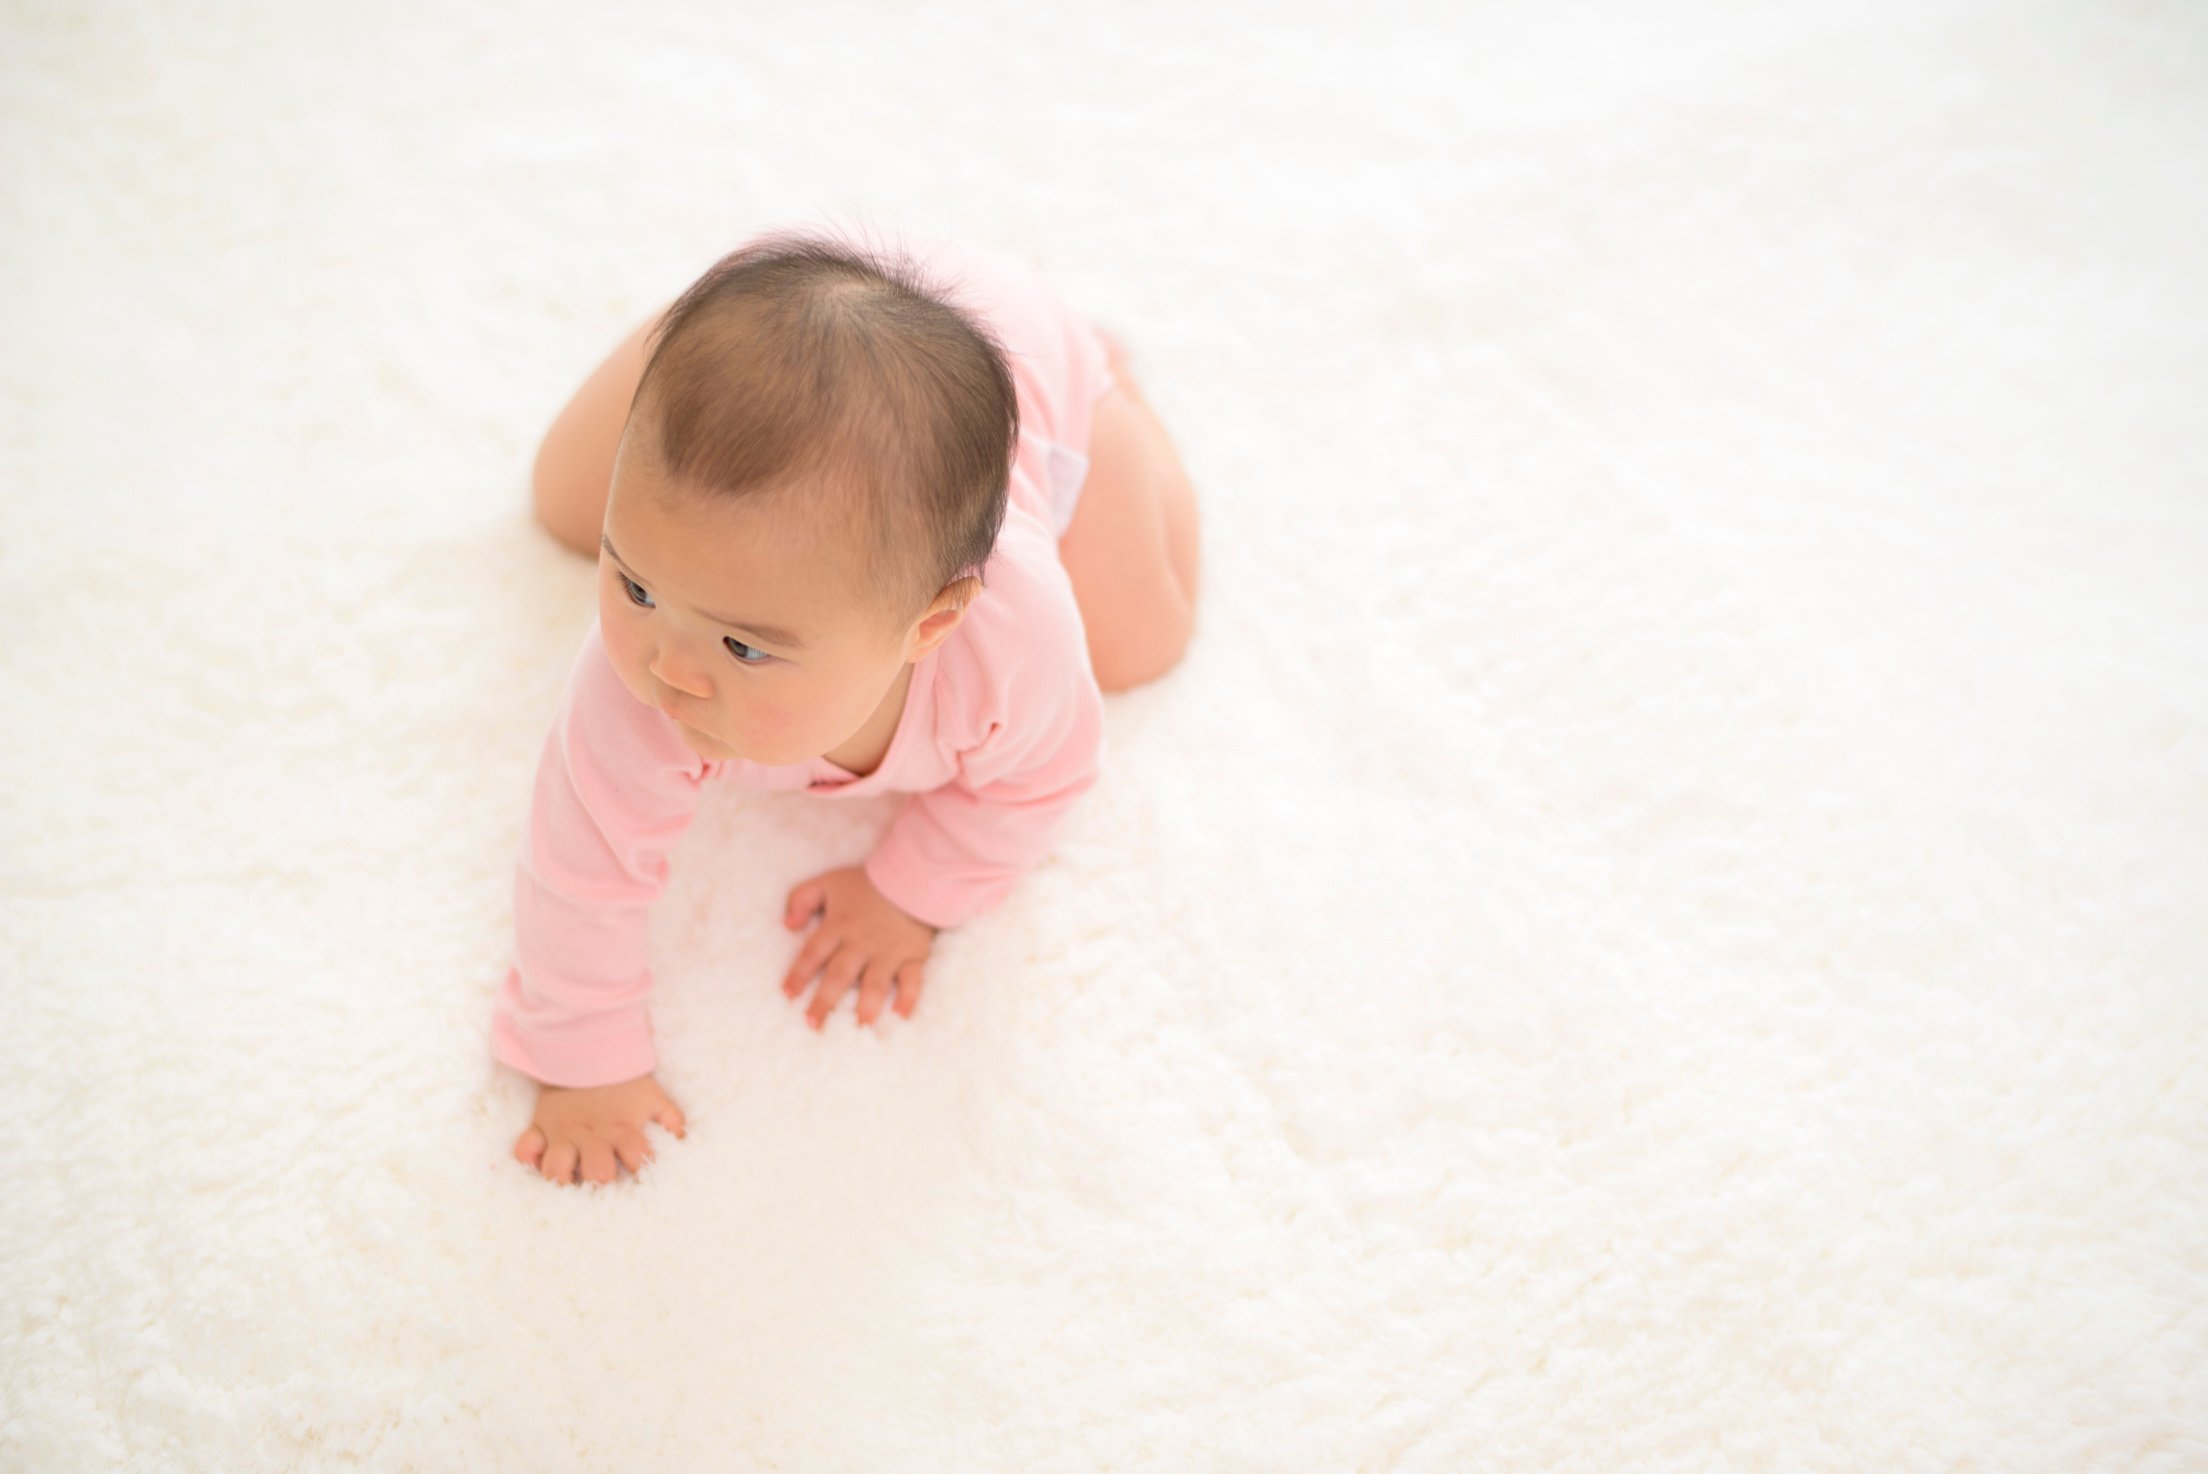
[2,1,2203,1469]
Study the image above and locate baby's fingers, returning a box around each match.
[783,933,841,999]
[894,961,925,1018]
[539,1138,580,1186]
[650,1102,687,1139]
[855,956,899,1028]
[806,950,866,1029]
[784,880,825,931]
[513,1125,547,1168]
[612,1128,655,1177]
[578,1139,620,1185]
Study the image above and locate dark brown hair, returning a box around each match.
[624,227,1021,636]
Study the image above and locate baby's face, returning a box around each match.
[595,455,916,768]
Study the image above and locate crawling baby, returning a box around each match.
[493,223,1201,1185]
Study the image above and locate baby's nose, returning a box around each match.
[648,648,712,699]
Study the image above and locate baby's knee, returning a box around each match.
[1089,589,1195,693]
[531,450,606,557]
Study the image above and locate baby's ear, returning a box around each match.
[941,573,983,614]
[911,576,980,654]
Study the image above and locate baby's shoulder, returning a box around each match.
[927,506,1097,742]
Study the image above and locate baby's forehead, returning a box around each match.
[676,473,877,568]
[622,407,907,578]
[623,478,886,637]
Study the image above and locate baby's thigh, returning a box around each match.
[1056,379,1201,692]
[531,309,662,556]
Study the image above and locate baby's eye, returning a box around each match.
[618,573,654,609]
[725,637,772,666]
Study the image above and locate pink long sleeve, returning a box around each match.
[491,620,708,1088]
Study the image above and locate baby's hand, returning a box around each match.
[512,1073,687,1186]
[781,865,936,1029]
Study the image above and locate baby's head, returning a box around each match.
[596,229,1019,766]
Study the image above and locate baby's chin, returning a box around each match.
[672,721,743,762]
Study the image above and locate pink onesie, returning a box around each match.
[492,231,1120,1089]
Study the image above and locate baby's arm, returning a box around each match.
[777,671,1102,1027]
[493,620,709,1183]
[861,687,1104,931]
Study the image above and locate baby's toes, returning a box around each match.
[578,1140,620,1185]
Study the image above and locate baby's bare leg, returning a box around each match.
[1057,332,1202,692]
[530,308,666,556]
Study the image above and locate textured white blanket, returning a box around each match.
[3,1,2203,1469]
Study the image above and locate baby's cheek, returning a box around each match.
[731,692,798,747]
[741,689,838,764]
[597,609,652,702]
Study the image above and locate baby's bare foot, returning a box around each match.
[513,1073,687,1186]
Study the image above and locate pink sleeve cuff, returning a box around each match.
[491,980,658,1089]
[864,843,987,931]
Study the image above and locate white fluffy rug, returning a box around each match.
[4,1,2204,1468]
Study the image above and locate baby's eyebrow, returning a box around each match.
[600,532,811,651]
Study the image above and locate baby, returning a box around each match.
[494,223,1201,1186]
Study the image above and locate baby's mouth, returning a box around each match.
[677,721,734,758]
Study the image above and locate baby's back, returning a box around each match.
[883,230,1119,539]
